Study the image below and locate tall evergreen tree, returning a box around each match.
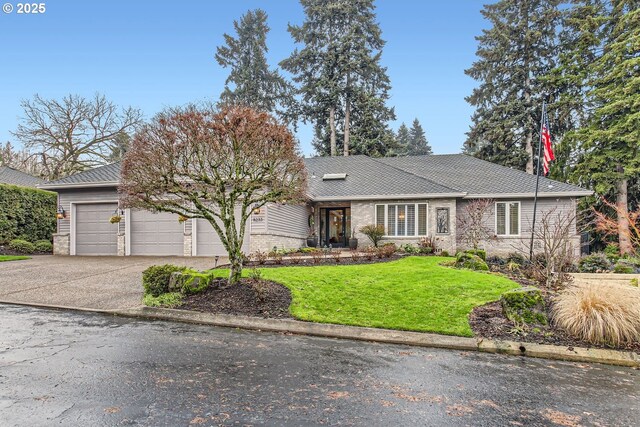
[572,0,640,254]
[464,0,561,173]
[215,9,293,118]
[390,122,411,156]
[281,0,394,156]
[407,119,433,155]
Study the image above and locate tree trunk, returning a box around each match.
[329,106,337,157]
[343,96,351,156]
[616,166,632,255]
[525,130,534,174]
[228,246,243,285]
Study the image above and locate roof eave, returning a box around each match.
[463,190,593,199]
[38,181,119,190]
[309,192,466,202]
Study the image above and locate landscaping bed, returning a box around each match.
[470,298,640,355]
[180,278,292,319]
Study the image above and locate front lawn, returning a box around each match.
[212,256,519,337]
[0,255,30,262]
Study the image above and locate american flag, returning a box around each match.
[541,104,555,175]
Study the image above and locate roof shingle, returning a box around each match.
[0,166,44,188]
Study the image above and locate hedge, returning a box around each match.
[0,183,57,244]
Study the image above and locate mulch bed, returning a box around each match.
[180,278,292,319]
[470,299,640,355]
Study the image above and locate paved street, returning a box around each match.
[0,256,222,309]
[1,305,638,426]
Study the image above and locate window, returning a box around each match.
[375,203,428,237]
[496,201,520,236]
[436,208,450,234]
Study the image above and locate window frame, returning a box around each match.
[435,207,450,235]
[495,201,521,236]
[374,202,428,238]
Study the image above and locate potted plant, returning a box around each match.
[349,227,358,250]
[306,228,318,248]
[178,215,188,223]
[109,215,122,224]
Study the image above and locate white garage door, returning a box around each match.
[195,218,249,257]
[129,210,184,256]
[75,203,118,255]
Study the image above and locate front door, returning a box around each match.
[320,207,351,248]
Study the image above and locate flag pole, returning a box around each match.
[529,101,546,261]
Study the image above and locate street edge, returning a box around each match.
[2,300,639,367]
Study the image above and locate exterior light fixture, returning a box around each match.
[56,205,66,219]
[253,206,261,215]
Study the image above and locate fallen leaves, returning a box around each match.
[542,409,583,427]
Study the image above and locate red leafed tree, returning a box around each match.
[593,197,640,256]
[119,105,307,284]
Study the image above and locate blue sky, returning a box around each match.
[0,0,486,156]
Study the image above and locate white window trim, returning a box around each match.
[495,201,521,237]
[375,202,428,238]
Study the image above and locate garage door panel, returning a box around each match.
[130,210,184,256]
[75,203,118,256]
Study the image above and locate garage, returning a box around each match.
[128,210,184,256]
[74,203,119,255]
[194,218,249,256]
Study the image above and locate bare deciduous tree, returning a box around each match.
[456,199,494,250]
[522,208,577,289]
[13,93,143,180]
[0,141,42,176]
[119,105,307,285]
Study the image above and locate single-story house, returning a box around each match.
[0,166,44,188]
[39,154,591,257]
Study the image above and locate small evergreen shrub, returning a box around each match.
[143,292,183,308]
[578,253,612,273]
[613,261,635,274]
[501,287,547,325]
[506,252,527,265]
[464,249,486,261]
[440,250,450,257]
[8,239,35,254]
[34,240,53,252]
[142,264,186,297]
[455,252,489,271]
[604,244,620,263]
[486,255,506,266]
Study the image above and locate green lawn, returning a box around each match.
[213,256,519,337]
[0,255,30,262]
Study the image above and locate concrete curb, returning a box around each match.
[2,300,638,368]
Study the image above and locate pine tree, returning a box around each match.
[465,0,561,173]
[407,119,433,155]
[572,0,640,254]
[281,0,395,156]
[389,123,410,156]
[215,9,293,118]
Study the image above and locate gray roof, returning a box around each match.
[40,162,121,189]
[305,155,463,200]
[39,155,591,199]
[378,154,591,197]
[0,166,44,188]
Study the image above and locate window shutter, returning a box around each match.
[376,205,385,228]
[496,203,506,235]
[387,205,396,236]
[418,204,427,235]
[509,202,519,235]
[407,205,415,236]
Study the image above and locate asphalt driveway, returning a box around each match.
[0,256,223,310]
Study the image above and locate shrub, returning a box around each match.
[363,246,376,261]
[0,184,56,244]
[331,251,342,263]
[359,224,385,247]
[142,264,186,297]
[179,271,214,295]
[399,243,418,254]
[486,255,506,266]
[289,252,302,264]
[578,253,612,273]
[34,240,53,252]
[143,292,183,308]
[8,239,35,254]
[501,287,547,325]
[311,250,323,264]
[464,249,486,261]
[418,236,437,254]
[506,252,527,265]
[613,261,635,274]
[252,250,268,265]
[269,250,284,265]
[440,250,450,257]
[350,251,361,262]
[248,267,263,281]
[552,283,640,346]
[604,243,620,263]
[455,252,489,271]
